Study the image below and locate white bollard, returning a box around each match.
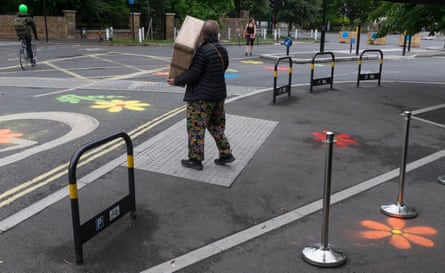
[106,28,110,41]
[138,28,142,43]
[228,28,231,40]
[295,29,298,40]
[263,28,267,40]
[315,29,318,40]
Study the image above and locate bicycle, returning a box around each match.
[19,38,36,70]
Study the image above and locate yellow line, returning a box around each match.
[89,55,146,72]
[43,61,91,81]
[112,52,171,62]
[0,106,185,208]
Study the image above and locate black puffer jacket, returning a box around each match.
[174,41,229,102]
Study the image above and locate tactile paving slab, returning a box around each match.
[132,114,278,187]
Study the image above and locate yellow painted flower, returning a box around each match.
[91,99,150,113]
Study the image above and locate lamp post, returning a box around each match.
[129,0,135,41]
[320,0,328,52]
[43,0,48,42]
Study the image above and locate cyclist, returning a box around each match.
[14,4,38,66]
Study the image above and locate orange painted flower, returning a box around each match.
[312,130,358,147]
[358,218,437,250]
[0,129,23,144]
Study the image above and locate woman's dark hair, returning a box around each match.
[202,20,220,43]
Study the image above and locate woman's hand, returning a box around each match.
[167,78,175,86]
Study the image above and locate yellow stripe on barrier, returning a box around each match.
[69,184,78,200]
[289,67,292,73]
[273,71,277,77]
[380,59,383,65]
[331,61,335,68]
[311,63,314,70]
[358,60,362,65]
[127,155,134,168]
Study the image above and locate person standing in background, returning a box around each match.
[242,18,256,56]
[167,20,235,171]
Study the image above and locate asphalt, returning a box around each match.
[1,39,445,273]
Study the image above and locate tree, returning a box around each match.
[237,0,269,20]
[328,0,380,29]
[370,3,445,36]
[277,0,322,33]
[165,0,234,21]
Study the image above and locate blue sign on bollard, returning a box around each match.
[342,31,349,39]
[284,37,292,47]
[128,0,134,4]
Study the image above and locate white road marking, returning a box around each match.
[0,112,99,167]
[141,148,445,273]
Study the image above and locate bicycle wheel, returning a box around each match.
[19,47,28,70]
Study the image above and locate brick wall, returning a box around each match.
[0,11,140,40]
[221,18,248,40]
[0,14,68,39]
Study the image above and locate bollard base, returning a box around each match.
[302,243,347,267]
[381,203,417,218]
[438,175,445,185]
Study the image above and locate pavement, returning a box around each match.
[1,38,445,273]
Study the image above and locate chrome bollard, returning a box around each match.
[302,132,347,267]
[381,111,418,218]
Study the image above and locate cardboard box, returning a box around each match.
[399,33,421,48]
[338,31,357,43]
[169,16,205,78]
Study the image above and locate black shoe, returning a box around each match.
[31,59,36,66]
[249,52,252,56]
[245,52,248,56]
[214,154,235,165]
[181,158,203,171]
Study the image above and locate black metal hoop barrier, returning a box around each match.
[273,56,293,104]
[310,52,335,92]
[357,49,383,87]
[68,132,136,264]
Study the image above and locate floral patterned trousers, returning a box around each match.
[186,100,232,161]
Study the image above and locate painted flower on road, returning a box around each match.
[0,129,23,144]
[241,60,263,64]
[312,130,358,147]
[358,218,437,250]
[57,94,124,104]
[91,99,150,113]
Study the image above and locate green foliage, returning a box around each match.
[240,0,269,20]
[278,0,322,28]
[328,0,380,26]
[2,0,445,39]
[370,3,445,36]
[166,0,234,21]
